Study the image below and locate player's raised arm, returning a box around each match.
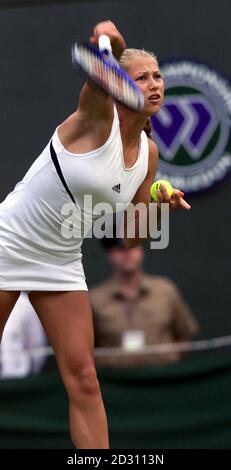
[57,21,126,151]
[78,20,126,121]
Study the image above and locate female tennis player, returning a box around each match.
[0,21,190,448]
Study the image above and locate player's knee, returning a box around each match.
[66,364,100,399]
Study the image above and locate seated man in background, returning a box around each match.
[0,292,47,378]
[90,238,199,368]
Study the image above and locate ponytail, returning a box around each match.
[143,118,152,138]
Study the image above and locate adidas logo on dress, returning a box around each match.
[112,184,121,193]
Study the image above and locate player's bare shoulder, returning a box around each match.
[148,138,158,160]
[57,104,114,155]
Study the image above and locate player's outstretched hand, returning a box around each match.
[89,20,126,59]
[156,184,191,211]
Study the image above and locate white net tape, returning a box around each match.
[1,334,231,362]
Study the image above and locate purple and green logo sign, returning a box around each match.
[151,61,231,193]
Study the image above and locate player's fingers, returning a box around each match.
[89,38,99,47]
[172,199,191,210]
[156,189,164,202]
[170,193,181,205]
[170,195,191,210]
[93,23,115,40]
[180,198,191,210]
[92,26,104,42]
[172,189,184,198]
[159,184,170,201]
[93,26,100,37]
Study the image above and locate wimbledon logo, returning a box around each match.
[151,61,231,192]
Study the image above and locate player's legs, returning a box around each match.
[28,290,109,449]
[0,291,20,341]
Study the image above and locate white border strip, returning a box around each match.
[1,334,231,361]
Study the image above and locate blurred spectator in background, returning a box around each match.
[90,238,199,368]
[0,292,47,378]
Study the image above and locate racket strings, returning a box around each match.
[74,45,142,109]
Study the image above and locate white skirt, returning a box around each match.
[0,226,88,292]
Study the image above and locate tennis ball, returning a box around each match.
[150,179,173,202]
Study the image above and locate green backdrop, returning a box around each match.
[1,354,231,449]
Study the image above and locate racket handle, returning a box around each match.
[98,35,112,53]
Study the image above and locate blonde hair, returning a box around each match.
[119,48,158,138]
[119,48,158,71]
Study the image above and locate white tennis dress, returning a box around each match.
[0,107,149,291]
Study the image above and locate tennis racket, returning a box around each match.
[71,34,144,111]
